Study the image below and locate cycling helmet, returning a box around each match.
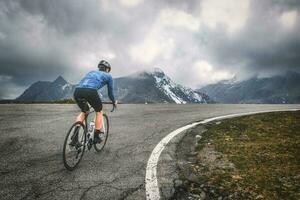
[98,60,111,72]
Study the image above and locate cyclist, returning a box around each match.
[70,60,117,146]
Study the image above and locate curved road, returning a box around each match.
[0,104,299,199]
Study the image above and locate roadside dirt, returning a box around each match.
[172,123,253,200]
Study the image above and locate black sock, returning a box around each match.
[94,129,101,136]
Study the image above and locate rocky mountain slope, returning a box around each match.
[16,76,75,102]
[197,71,300,104]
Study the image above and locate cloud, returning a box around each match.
[119,0,144,7]
[0,0,300,99]
[192,0,300,81]
[170,60,234,88]
[160,8,200,32]
[280,10,298,29]
[192,61,234,86]
[200,0,250,33]
[0,75,26,99]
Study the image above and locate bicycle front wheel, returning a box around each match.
[63,122,86,170]
[94,114,109,152]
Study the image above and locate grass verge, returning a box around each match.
[177,111,300,200]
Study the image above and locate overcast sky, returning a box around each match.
[0,0,300,99]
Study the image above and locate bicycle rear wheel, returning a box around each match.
[63,122,86,170]
[94,114,109,152]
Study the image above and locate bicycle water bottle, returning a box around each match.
[87,121,95,148]
[89,121,95,133]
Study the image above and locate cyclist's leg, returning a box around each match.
[86,89,103,130]
[76,112,85,123]
[86,89,103,143]
[93,112,103,143]
[95,111,103,130]
[74,88,89,123]
[70,88,89,146]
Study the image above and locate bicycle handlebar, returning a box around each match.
[85,102,117,115]
[102,101,117,112]
[110,105,116,113]
[101,102,114,104]
[101,102,117,112]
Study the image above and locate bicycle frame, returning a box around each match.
[83,101,115,130]
[82,102,115,145]
[84,109,94,131]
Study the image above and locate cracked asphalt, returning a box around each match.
[1,104,300,200]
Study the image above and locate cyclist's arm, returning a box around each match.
[107,76,116,103]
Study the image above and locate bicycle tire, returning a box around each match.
[94,114,109,152]
[63,122,86,170]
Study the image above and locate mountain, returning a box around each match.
[197,71,300,104]
[100,68,211,103]
[16,68,211,104]
[16,76,75,102]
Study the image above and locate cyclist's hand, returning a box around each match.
[111,100,117,112]
[113,100,118,109]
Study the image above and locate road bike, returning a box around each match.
[63,101,115,171]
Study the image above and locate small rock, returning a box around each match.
[170,187,175,196]
[195,135,202,141]
[187,173,199,183]
[189,151,198,156]
[256,195,264,199]
[218,197,222,200]
[187,157,197,162]
[192,188,203,194]
[200,191,206,199]
[174,179,183,188]
[190,194,200,198]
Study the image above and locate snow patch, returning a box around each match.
[153,72,187,104]
[162,84,187,104]
[62,83,71,91]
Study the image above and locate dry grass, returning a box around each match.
[190,111,300,200]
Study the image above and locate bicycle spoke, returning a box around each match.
[63,122,86,170]
[94,114,109,152]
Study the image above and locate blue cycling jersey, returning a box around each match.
[76,70,115,102]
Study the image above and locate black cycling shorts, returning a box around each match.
[74,88,102,112]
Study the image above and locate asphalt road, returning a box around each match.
[1,104,300,200]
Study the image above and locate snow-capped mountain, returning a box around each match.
[16,68,212,104]
[99,68,211,103]
[147,68,208,103]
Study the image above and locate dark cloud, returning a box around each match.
[199,0,300,79]
[273,0,300,9]
[0,0,300,98]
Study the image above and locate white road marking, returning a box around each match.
[145,109,299,200]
